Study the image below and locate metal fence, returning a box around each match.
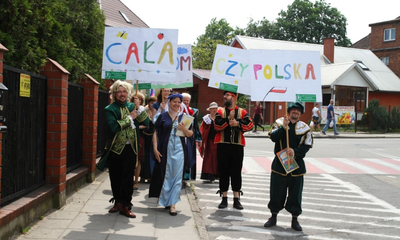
[97,90,109,157]
[66,82,83,172]
[1,65,47,206]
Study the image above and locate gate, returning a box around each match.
[66,82,83,172]
[96,90,109,157]
[1,65,47,206]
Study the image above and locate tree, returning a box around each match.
[244,17,277,39]
[0,0,105,82]
[273,0,351,46]
[192,18,237,70]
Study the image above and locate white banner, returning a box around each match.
[209,45,322,102]
[150,44,193,89]
[101,27,178,82]
[209,45,251,94]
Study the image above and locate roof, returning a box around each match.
[193,68,211,80]
[232,35,400,92]
[101,0,149,28]
[350,34,370,50]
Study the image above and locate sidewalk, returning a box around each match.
[13,172,204,240]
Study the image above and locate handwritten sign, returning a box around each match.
[101,27,179,82]
[209,45,322,102]
[209,45,250,94]
[149,44,193,89]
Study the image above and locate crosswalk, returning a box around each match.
[193,172,400,240]
[196,155,400,175]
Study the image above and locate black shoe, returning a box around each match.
[321,131,326,135]
[264,217,277,227]
[233,198,243,210]
[334,133,340,136]
[291,220,302,231]
[218,197,228,209]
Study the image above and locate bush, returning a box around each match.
[361,99,388,131]
[389,106,400,130]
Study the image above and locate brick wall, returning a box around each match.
[370,20,400,77]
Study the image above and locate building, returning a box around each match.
[100,0,149,28]
[352,17,400,78]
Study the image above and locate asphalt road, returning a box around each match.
[193,138,400,240]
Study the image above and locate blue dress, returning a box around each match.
[149,112,189,207]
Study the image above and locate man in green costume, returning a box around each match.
[264,102,313,231]
[105,80,149,218]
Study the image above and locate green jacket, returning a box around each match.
[104,101,149,156]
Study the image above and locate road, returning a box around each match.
[193,138,400,240]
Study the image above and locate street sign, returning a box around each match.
[296,94,316,102]
[105,71,126,80]
[219,83,238,93]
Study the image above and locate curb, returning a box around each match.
[185,182,209,240]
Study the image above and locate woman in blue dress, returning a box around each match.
[149,93,193,216]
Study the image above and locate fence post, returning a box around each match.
[0,43,8,210]
[39,58,69,209]
[79,74,99,183]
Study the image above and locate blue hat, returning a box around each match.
[168,93,183,101]
[287,102,304,114]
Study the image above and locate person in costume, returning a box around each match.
[140,96,157,179]
[252,101,265,132]
[199,102,219,182]
[104,80,149,218]
[182,93,201,180]
[149,93,193,216]
[214,91,253,210]
[131,92,149,190]
[264,102,313,231]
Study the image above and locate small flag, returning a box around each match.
[149,89,155,97]
[262,86,287,101]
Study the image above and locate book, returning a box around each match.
[176,114,194,137]
[276,149,299,174]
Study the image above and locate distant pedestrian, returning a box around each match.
[264,102,313,231]
[311,103,322,133]
[252,101,265,132]
[214,91,253,210]
[322,99,339,135]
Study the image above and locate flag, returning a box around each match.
[149,89,155,97]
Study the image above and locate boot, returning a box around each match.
[264,213,277,227]
[291,216,302,231]
[233,198,243,210]
[218,197,228,209]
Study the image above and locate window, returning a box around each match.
[354,60,369,70]
[384,28,395,41]
[119,11,132,24]
[380,57,389,65]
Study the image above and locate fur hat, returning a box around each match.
[287,102,304,114]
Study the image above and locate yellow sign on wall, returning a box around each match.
[20,73,31,97]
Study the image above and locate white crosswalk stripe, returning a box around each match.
[193,172,400,239]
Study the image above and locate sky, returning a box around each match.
[121,0,399,45]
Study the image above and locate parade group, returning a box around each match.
[100,80,313,231]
